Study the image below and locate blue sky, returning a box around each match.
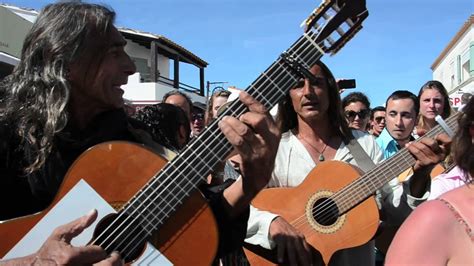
[6,0,474,106]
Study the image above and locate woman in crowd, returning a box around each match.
[342,91,371,131]
[205,90,231,125]
[133,103,190,152]
[415,80,452,135]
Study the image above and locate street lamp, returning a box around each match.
[206,81,228,97]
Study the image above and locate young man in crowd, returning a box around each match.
[191,101,206,136]
[369,106,386,137]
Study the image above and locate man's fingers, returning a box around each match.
[53,209,98,243]
[108,251,124,266]
[239,112,278,139]
[70,245,108,264]
[435,133,452,152]
[301,239,313,265]
[419,137,443,155]
[239,91,268,114]
[286,239,298,266]
[407,142,431,163]
[218,116,253,156]
[416,128,427,137]
[276,238,286,263]
[94,251,123,266]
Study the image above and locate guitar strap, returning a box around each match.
[347,138,376,173]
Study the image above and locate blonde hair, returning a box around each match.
[205,90,231,125]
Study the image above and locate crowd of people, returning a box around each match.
[0,1,472,266]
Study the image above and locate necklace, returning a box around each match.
[298,136,329,162]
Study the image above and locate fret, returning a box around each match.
[366,170,378,192]
[183,144,220,170]
[290,32,324,66]
[360,178,372,197]
[250,85,272,107]
[300,34,325,66]
[117,204,156,235]
[247,64,293,107]
[303,32,325,55]
[260,69,286,96]
[130,197,164,228]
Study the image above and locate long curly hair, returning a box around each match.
[276,60,352,143]
[0,2,115,174]
[133,103,191,151]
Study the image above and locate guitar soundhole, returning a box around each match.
[312,197,339,226]
[92,213,147,263]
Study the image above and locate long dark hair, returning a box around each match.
[453,97,474,183]
[276,61,352,143]
[0,2,115,174]
[133,103,191,151]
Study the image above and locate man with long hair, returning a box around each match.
[245,61,450,265]
[0,2,280,264]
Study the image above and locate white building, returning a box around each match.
[0,3,37,78]
[431,15,473,108]
[0,3,207,110]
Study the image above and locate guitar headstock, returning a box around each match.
[302,0,368,55]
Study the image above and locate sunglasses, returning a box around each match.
[345,109,369,120]
[192,113,204,121]
[374,116,385,123]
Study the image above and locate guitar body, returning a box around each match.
[244,161,379,265]
[0,142,218,265]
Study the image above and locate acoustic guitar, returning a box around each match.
[244,113,459,265]
[0,0,368,264]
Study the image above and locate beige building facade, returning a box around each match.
[431,15,473,108]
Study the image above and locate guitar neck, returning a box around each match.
[122,31,326,233]
[335,113,459,214]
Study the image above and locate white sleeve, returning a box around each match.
[245,205,279,249]
[377,175,429,226]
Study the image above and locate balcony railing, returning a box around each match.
[140,72,201,95]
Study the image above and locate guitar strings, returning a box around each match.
[115,33,324,259]
[117,30,326,259]
[89,24,326,259]
[288,114,459,236]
